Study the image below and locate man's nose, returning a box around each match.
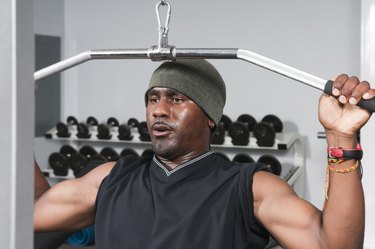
[152,99,170,118]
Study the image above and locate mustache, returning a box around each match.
[151,120,174,130]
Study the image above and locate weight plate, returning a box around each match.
[219,114,232,131]
[261,114,283,133]
[56,122,70,138]
[253,122,276,147]
[237,114,257,132]
[67,153,88,177]
[48,152,68,176]
[79,145,98,159]
[107,117,120,127]
[120,148,140,158]
[66,116,78,125]
[97,124,111,139]
[77,123,91,138]
[86,116,98,126]
[60,145,77,158]
[228,121,250,146]
[118,124,133,140]
[258,154,282,176]
[210,123,225,145]
[138,121,151,141]
[100,147,120,162]
[127,118,139,128]
[232,153,254,163]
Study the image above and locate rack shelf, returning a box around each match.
[42,126,305,197]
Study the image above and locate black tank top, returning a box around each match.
[95,151,269,249]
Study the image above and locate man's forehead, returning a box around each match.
[147,87,187,96]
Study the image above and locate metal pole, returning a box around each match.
[0,0,35,248]
[34,47,326,91]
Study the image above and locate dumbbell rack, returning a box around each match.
[41,126,305,197]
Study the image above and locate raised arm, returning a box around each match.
[34,161,115,232]
[253,74,374,249]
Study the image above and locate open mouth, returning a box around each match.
[152,123,172,137]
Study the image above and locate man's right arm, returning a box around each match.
[34,162,115,232]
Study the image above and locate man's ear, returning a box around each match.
[208,119,215,129]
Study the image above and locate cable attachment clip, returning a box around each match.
[156,0,171,49]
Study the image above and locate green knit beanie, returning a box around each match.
[145,59,226,127]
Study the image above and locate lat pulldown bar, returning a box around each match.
[33,1,375,113]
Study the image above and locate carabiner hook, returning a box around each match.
[156,0,171,48]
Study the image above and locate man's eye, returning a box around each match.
[149,97,158,103]
[172,97,183,103]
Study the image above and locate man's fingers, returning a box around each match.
[332,74,349,96]
[348,80,370,104]
[333,75,372,105]
[362,89,375,100]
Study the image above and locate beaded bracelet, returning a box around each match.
[327,157,346,164]
[327,160,360,173]
[324,160,361,202]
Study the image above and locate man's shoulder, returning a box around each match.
[106,155,152,178]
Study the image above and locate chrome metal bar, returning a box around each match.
[34,48,239,81]
[175,48,238,59]
[34,49,150,81]
[34,51,92,81]
[237,49,327,91]
[34,47,327,92]
[90,49,149,59]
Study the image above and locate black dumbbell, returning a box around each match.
[97,117,120,140]
[59,145,88,176]
[100,147,120,162]
[237,114,257,132]
[232,153,255,164]
[213,152,230,161]
[219,114,232,131]
[120,148,140,158]
[138,121,151,142]
[210,123,225,145]
[141,148,154,158]
[79,145,97,160]
[60,144,78,158]
[228,121,250,146]
[76,116,99,139]
[55,116,78,138]
[253,114,283,147]
[258,154,282,176]
[48,152,69,176]
[118,118,139,141]
[67,153,88,177]
[79,145,107,162]
[48,144,77,176]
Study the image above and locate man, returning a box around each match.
[34,59,374,249]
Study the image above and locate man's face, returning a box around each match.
[146,87,212,160]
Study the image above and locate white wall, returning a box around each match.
[33,0,64,36]
[361,0,375,247]
[35,0,375,247]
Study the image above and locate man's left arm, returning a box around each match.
[253,75,374,249]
